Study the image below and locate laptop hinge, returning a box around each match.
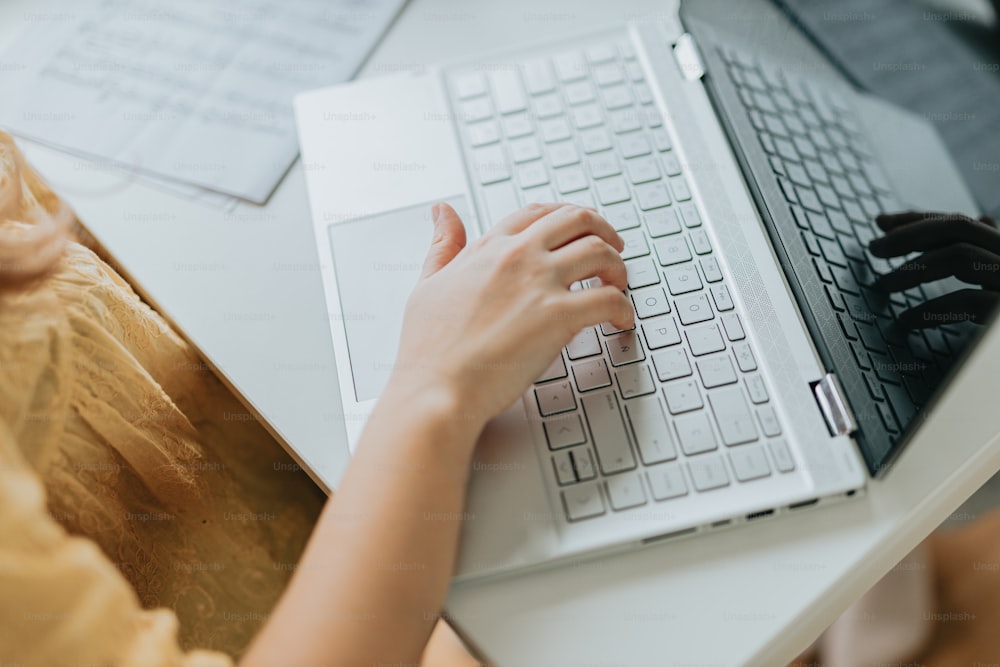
[812,373,857,437]
[672,33,705,81]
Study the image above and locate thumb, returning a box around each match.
[421,202,467,277]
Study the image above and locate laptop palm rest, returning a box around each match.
[328,195,470,402]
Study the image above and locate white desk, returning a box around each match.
[3,1,999,664]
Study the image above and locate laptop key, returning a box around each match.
[564,80,596,105]
[660,151,682,176]
[669,175,692,202]
[675,412,718,455]
[625,257,661,289]
[777,176,798,203]
[655,238,692,268]
[602,84,633,109]
[607,331,645,366]
[554,165,588,194]
[871,351,901,384]
[876,400,899,433]
[594,62,627,87]
[884,382,916,426]
[597,176,631,205]
[523,58,556,94]
[697,355,738,388]
[553,50,587,82]
[801,231,822,257]
[807,210,835,239]
[797,186,823,213]
[635,182,672,210]
[856,320,887,353]
[710,284,735,311]
[461,97,493,122]
[522,184,555,205]
[517,161,549,189]
[641,316,681,349]
[562,482,605,521]
[688,455,730,492]
[610,108,643,134]
[533,92,563,118]
[721,313,745,341]
[651,127,672,152]
[552,450,577,485]
[626,155,661,184]
[768,439,795,472]
[632,287,670,319]
[756,405,781,437]
[662,378,703,414]
[544,414,587,450]
[572,447,597,480]
[689,230,712,255]
[708,386,758,446]
[745,374,769,404]
[679,202,702,228]
[588,151,621,179]
[453,71,487,99]
[646,463,688,500]
[509,135,542,163]
[602,201,640,231]
[606,473,647,510]
[615,363,657,399]
[664,265,701,295]
[701,257,724,283]
[581,392,637,474]
[600,320,634,336]
[580,127,613,153]
[504,112,535,139]
[587,43,618,64]
[572,358,612,392]
[535,380,576,416]
[793,135,818,160]
[652,348,692,383]
[645,209,682,237]
[729,444,772,482]
[625,395,678,464]
[732,342,757,372]
[566,327,602,360]
[549,140,580,167]
[473,145,510,185]
[490,69,528,114]
[675,293,714,325]
[467,120,501,147]
[775,137,799,163]
[482,181,520,226]
[619,229,649,259]
[686,323,726,356]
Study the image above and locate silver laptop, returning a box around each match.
[293,2,981,581]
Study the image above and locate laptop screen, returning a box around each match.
[687,1,1000,474]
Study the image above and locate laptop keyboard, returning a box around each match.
[445,40,797,523]
[715,46,971,444]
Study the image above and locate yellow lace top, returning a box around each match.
[0,141,324,665]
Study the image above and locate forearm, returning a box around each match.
[242,385,482,667]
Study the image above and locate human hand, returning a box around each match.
[868,210,1000,328]
[387,202,632,432]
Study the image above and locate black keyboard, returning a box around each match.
[713,45,972,470]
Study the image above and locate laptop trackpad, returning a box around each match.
[328,195,470,402]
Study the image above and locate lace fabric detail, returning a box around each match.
[0,235,324,660]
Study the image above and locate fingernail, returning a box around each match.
[431,203,442,223]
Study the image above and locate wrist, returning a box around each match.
[377,374,487,460]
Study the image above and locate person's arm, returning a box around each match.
[241,202,632,667]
